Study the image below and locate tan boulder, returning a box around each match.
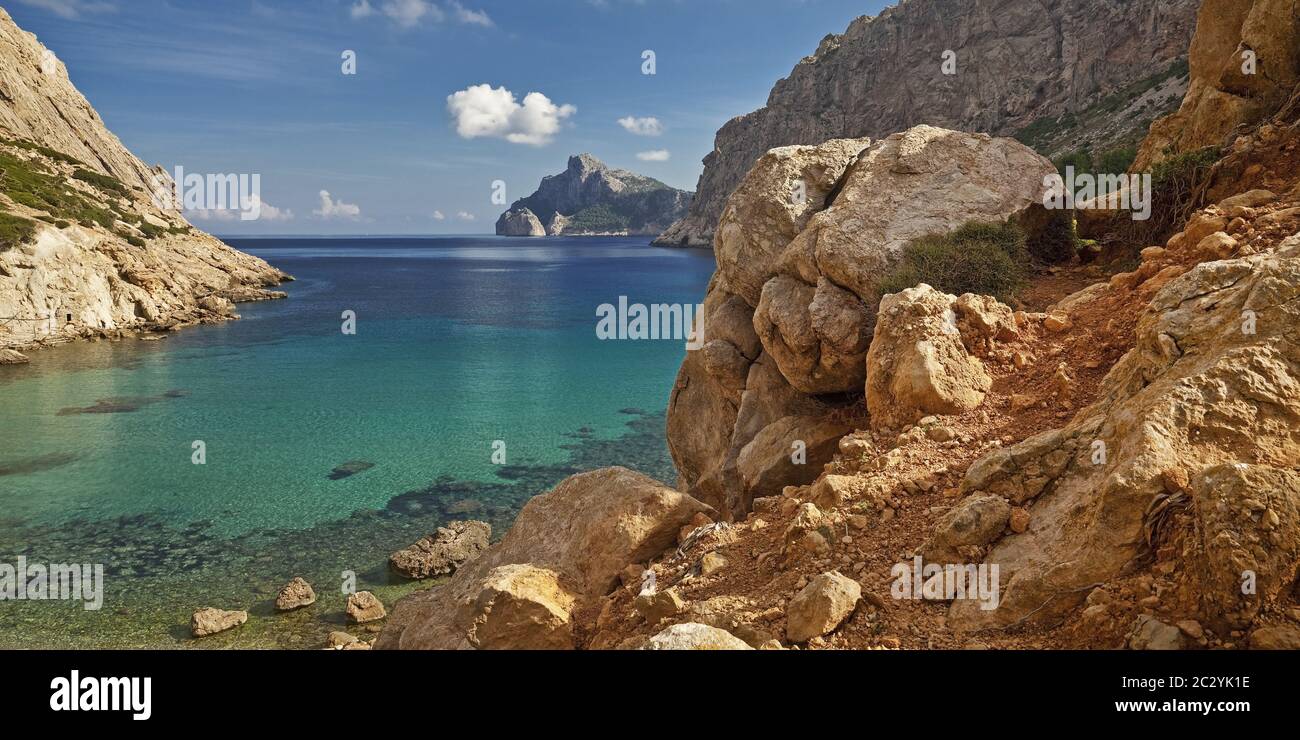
[634,587,685,626]
[785,571,862,642]
[378,467,711,649]
[459,565,576,650]
[1135,0,1300,170]
[866,284,993,431]
[666,126,1054,517]
[1248,625,1300,650]
[921,494,1012,563]
[714,138,872,307]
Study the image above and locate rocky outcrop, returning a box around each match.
[950,243,1300,632]
[495,207,546,236]
[0,8,289,353]
[378,467,711,649]
[1135,0,1300,170]
[667,126,1054,519]
[388,520,490,579]
[495,154,691,237]
[653,0,1200,247]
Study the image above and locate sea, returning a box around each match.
[0,235,715,647]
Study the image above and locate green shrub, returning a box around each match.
[73,168,129,197]
[877,220,1028,303]
[1,137,85,166]
[0,210,37,251]
[1110,146,1220,248]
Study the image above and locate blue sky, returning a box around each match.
[8,0,890,234]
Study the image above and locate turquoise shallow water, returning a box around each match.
[0,236,715,647]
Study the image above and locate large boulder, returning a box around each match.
[949,246,1300,632]
[668,126,1052,518]
[866,284,994,431]
[389,520,491,579]
[714,139,871,307]
[378,467,711,649]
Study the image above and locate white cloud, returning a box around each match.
[351,0,491,28]
[383,0,441,27]
[186,195,292,222]
[618,116,663,137]
[13,0,115,19]
[350,0,375,19]
[449,0,492,26]
[456,211,476,221]
[313,190,361,220]
[636,149,671,162]
[432,210,446,221]
[447,84,576,147]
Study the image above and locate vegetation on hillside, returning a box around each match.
[0,209,36,251]
[0,148,120,230]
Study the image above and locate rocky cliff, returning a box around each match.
[0,7,288,356]
[1135,0,1300,169]
[496,154,691,237]
[654,0,1201,247]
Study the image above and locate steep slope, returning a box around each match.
[0,7,288,354]
[654,0,1200,247]
[496,154,691,237]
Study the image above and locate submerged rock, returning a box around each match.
[0,349,29,364]
[328,460,375,480]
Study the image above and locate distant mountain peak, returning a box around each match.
[496,154,692,238]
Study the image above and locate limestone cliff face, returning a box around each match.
[0,8,288,352]
[1134,0,1300,170]
[654,0,1200,248]
[496,154,691,237]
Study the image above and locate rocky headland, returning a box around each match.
[0,7,289,359]
[496,154,691,237]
